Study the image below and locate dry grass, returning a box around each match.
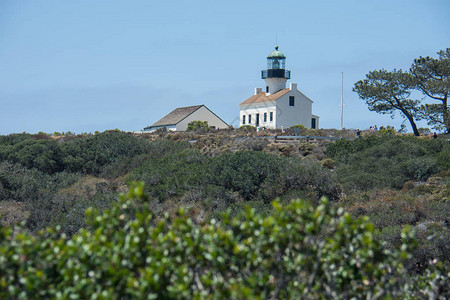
[0,201,30,226]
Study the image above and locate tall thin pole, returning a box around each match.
[340,72,344,130]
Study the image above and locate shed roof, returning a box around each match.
[149,105,203,127]
[240,89,290,105]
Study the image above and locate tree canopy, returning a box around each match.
[355,48,450,134]
[410,48,450,132]
[353,69,421,136]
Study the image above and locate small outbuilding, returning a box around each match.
[143,105,228,132]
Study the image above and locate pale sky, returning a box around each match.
[1,0,449,134]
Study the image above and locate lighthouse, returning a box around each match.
[261,46,291,94]
[239,46,320,129]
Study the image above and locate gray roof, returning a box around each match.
[147,105,203,128]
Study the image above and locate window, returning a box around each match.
[242,115,246,124]
[248,114,252,124]
[289,96,295,106]
[264,112,267,122]
[266,86,269,93]
[270,112,273,122]
[311,118,316,129]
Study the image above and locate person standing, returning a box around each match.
[356,128,361,138]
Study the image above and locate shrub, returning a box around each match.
[0,183,447,299]
[290,124,306,129]
[320,158,336,169]
[402,157,439,181]
[328,136,447,191]
[208,151,281,200]
[0,131,152,175]
[238,125,257,132]
[418,127,432,135]
[377,125,396,136]
[0,162,80,203]
[186,120,209,132]
[0,133,32,146]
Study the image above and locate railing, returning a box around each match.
[275,135,354,141]
[261,69,290,79]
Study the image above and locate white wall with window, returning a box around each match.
[275,89,313,129]
[239,101,277,128]
[240,83,314,129]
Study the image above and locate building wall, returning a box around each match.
[275,89,313,129]
[311,114,320,129]
[177,106,228,131]
[239,101,277,129]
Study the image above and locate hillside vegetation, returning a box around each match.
[0,130,448,298]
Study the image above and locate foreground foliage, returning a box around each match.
[0,183,448,299]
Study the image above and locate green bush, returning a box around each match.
[0,133,33,146]
[61,131,150,174]
[320,158,336,169]
[0,182,447,299]
[0,162,80,203]
[208,151,282,200]
[0,131,152,175]
[290,124,306,131]
[402,157,439,181]
[238,125,257,132]
[129,149,339,206]
[327,136,447,191]
[186,120,209,132]
[377,125,396,136]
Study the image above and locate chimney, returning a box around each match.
[255,87,262,95]
[289,83,297,91]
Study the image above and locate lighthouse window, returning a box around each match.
[272,59,279,69]
[248,114,252,124]
[266,86,269,93]
[242,115,246,124]
[289,96,295,106]
[264,112,267,122]
[270,112,273,122]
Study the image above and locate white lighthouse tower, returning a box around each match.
[262,46,291,94]
[239,45,320,129]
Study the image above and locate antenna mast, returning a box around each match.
[340,72,344,130]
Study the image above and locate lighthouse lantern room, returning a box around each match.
[261,46,291,94]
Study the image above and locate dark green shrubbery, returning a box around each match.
[0,133,33,146]
[128,149,340,208]
[0,183,447,299]
[327,136,448,191]
[0,162,80,203]
[0,136,194,233]
[60,132,150,174]
[0,132,151,175]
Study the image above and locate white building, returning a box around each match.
[240,46,319,129]
[144,105,228,132]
